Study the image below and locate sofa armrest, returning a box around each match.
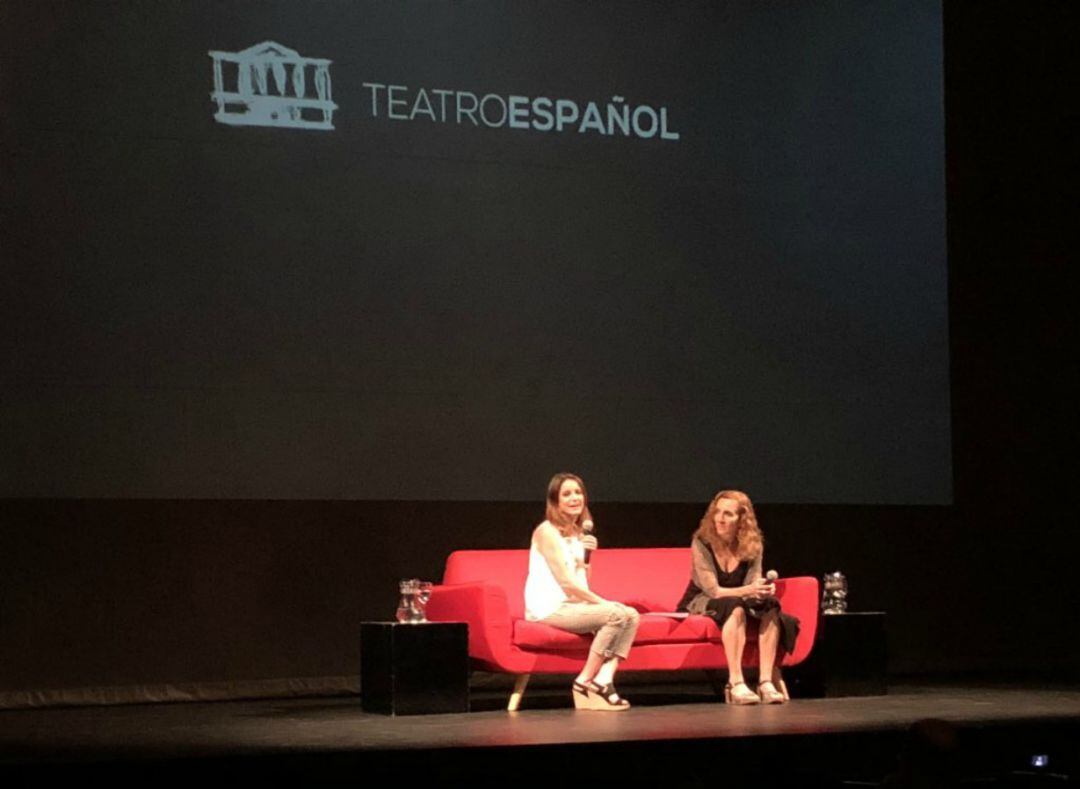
[425,582,515,669]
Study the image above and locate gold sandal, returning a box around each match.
[725,681,761,705]
[758,680,787,704]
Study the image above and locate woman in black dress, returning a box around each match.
[677,490,797,704]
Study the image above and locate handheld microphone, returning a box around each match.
[747,570,779,617]
[582,520,596,565]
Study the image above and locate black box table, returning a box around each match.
[795,611,888,698]
[360,621,469,715]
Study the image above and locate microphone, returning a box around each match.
[581,520,596,565]
[747,570,778,617]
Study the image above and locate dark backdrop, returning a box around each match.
[1,0,950,504]
[1,0,1074,707]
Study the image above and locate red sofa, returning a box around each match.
[426,547,819,709]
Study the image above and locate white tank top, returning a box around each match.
[524,525,587,621]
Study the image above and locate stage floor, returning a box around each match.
[3,682,1078,785]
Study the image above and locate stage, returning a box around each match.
[2,682,1077,785]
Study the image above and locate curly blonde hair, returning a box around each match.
[693,490,763,562]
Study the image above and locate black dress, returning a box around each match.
[676,541,799,654]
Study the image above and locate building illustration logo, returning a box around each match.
[207,41,681,142]
[209,41,337,130]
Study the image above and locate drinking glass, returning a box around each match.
[396,579,420,623]
[822,571,848,615]
[416,581,434,623]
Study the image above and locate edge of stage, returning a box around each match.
[2,680,1078,786]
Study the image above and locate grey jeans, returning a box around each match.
[541,601,640,660]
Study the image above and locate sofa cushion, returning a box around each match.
[634,614,723,645]
[512,613,722,651]
[588,548,694,612]
[444,548,695,620]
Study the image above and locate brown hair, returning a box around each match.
[544,472,593,536]
[693,489,763,562]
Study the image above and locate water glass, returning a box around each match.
[396,578,421,623]
[822,571,848,615]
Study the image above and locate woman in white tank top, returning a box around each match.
[524,473,640,711]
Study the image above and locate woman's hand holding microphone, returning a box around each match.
[744,570,778,600]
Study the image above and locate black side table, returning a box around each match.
[360,621,469,715]
[794,611,888,698]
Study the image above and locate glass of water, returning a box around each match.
[822,571,848,614]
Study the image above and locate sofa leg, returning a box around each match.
[508,674,531,711]
[704,669,727,699]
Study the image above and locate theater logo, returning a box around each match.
[208,41,679,142]
[208,41,337,131]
